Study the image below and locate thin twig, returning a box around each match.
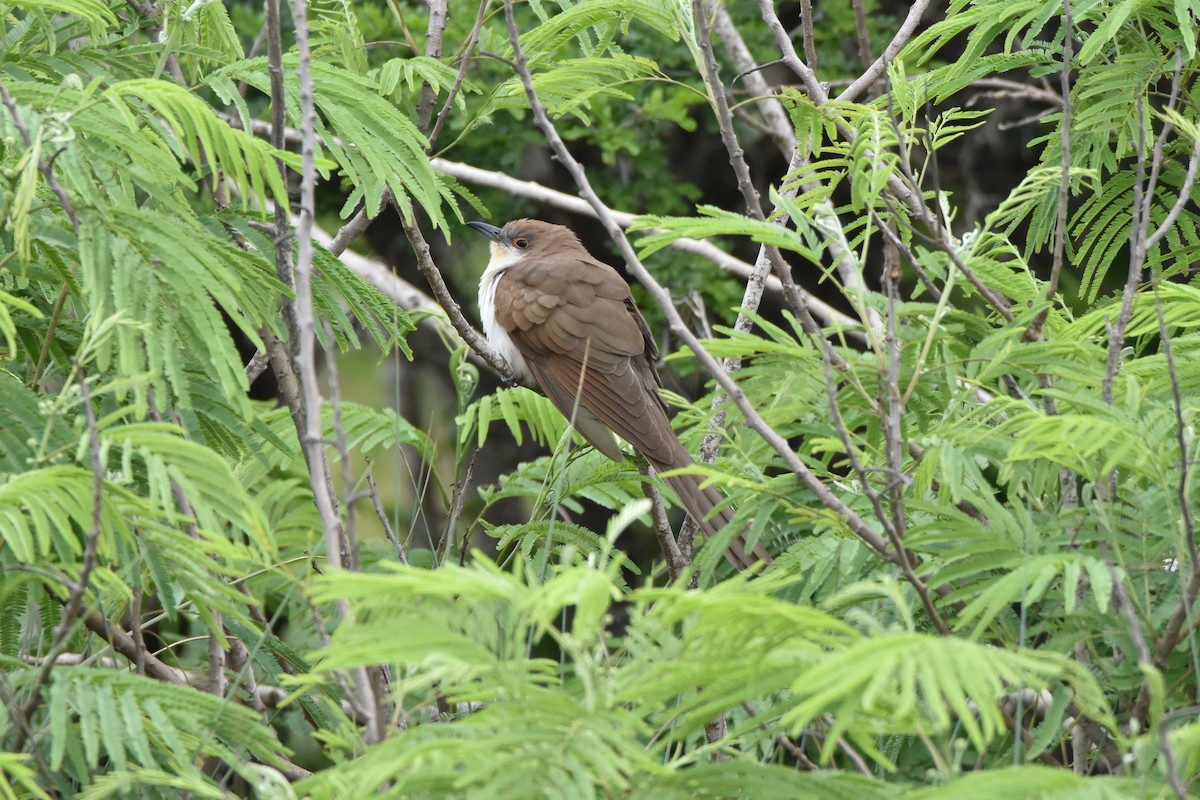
[836,734,875,778]
[712,7,796,157]
[1144,136,1200,254]
[1135,278,1200,707]
[741,701,819,768]
[439,448,479,565]
[14,366,105,750]
[754,0,825,100]
[366,457,408,564]
[0,81,80,229]
[1113,571,1186,799]
[639,464,686,582]
[1104,105,1150,404]
[1027,0,1073,342]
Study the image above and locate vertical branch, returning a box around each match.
[880,234,907,538]
[850,0,873,71]
[415,0,449,131]
[285,0,345,573]
[1026,0,1073,342]
[1103,51,1195,404]
[288,0,385,744]
[429,0,489,148]
[439,449,478,565]
[324,321,360,570]
[797,0,818,75]
[1113,573,1186,799]
[1133,278,1200,714]
[639,465,686,583]
[262,0,309,435]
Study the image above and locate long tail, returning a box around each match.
[656,464,772,571]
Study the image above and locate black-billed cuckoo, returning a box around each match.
[468,218,770,570]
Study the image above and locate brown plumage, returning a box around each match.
[469,218,770,570]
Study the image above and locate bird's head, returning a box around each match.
[467,219,583,267]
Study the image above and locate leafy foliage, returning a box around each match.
[2,0,1199,797]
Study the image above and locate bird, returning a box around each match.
[467,218,770,570]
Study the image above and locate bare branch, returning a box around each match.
[639,465,687,582]
[395,196,517,383]
[324,320,361,571]
[838,0,933,104]
[284,0,345,571]
[711,6,796,157]
[850,0,874,73]
[1144,134,1200,253]
[366,457,408,565]
[415,0,449,131]
[439,448,479,565]
[798,0,818,75]
[428,0,490,148]
[288,0,384,744]
[754,0,823,99]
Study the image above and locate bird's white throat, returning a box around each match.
[478,247,532,383]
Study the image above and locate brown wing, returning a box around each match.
[494,251,772,569]
[493,255,686,470]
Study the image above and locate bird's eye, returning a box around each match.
[513,237,530,249]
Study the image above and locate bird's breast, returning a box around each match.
[478,265,533,383]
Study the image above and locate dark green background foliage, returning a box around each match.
[1,0,1199,797]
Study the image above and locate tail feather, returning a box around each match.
[658,468,772,571]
